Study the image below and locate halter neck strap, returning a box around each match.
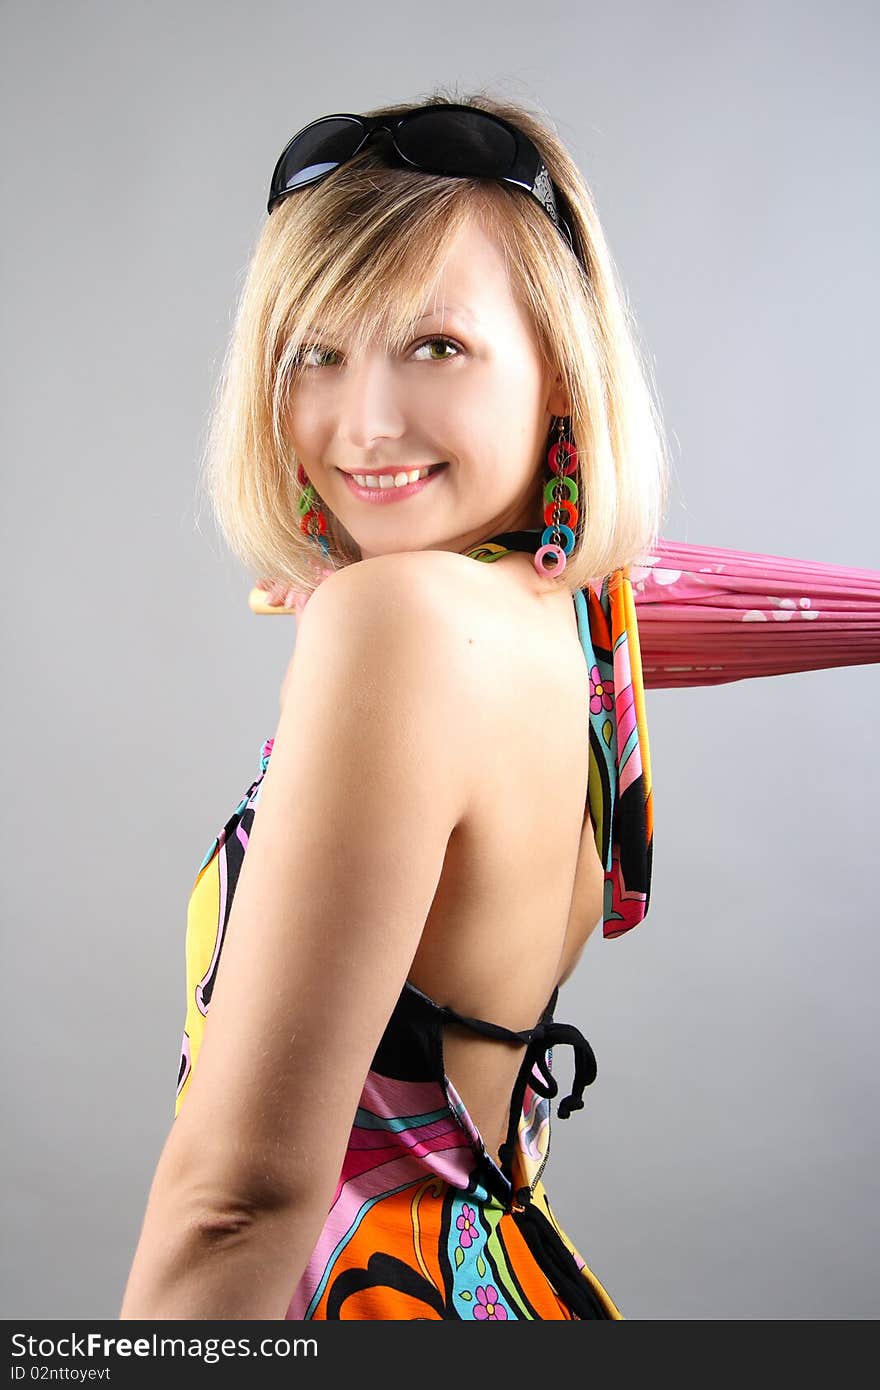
[465,527,654,940]
[465,528,545,562]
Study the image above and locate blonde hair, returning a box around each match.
[197,84,671,596]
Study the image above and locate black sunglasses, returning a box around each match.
[267,104,582,266]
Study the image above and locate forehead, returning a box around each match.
[414,218,515,318]
[307,219,518,338]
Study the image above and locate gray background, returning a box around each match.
[2,0,877,1321]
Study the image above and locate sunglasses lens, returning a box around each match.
[272,117,364,196]
[395,109,517,177]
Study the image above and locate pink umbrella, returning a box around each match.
[630,539,880,689]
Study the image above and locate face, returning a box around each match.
[285,215,568,561]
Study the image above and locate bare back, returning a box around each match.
[285,548,606,1164]
[406,549,605,1162]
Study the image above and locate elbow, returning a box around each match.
[118,1188,315,1321]
[185,1162,334,1233]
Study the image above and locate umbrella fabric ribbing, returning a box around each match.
[628,540,880,689]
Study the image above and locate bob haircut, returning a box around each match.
[198,86,671,597]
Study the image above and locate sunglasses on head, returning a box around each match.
[267,103,582,268]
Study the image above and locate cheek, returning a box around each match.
[285,393,322,457]
[472,361,545,440]
[434,379,541,481]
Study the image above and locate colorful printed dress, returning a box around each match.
[174,529,654,1320]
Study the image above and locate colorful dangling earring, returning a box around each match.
[296,462,332,560]
[534,415,580,577]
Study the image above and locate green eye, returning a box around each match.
[295,344,339,369]
[413,336,462,361]
[294,335,462,369]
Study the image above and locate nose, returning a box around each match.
[336,348,407,452]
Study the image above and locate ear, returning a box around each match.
[545,371,570,419]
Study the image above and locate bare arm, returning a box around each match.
[120,555,479,1319]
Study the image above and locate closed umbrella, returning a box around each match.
[629,539,880,689]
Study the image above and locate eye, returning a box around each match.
[411,335,463,362]
[292,335,462,370]
[294,344,339,369]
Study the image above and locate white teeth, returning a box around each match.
[351,467,432,489]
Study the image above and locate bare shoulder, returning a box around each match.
[282,550,493,800]
[301,548,483,626]
[281,550,491,706]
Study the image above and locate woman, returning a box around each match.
[120,91,667,1320]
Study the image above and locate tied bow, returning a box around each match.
[495,1013,598,1178]
[519,1017,598,1120]
[435,987,598,1189]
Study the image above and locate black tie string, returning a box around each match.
[517,1017,598,1119]
[428,984,609,1317]
[437,989,598,1187]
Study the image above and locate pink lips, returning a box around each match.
[340,463,448,504]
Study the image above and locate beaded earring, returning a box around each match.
[535,415,580,577]
[297,462,332,560]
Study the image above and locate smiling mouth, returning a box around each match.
[339,462,448,502]
[342,462,446,486]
